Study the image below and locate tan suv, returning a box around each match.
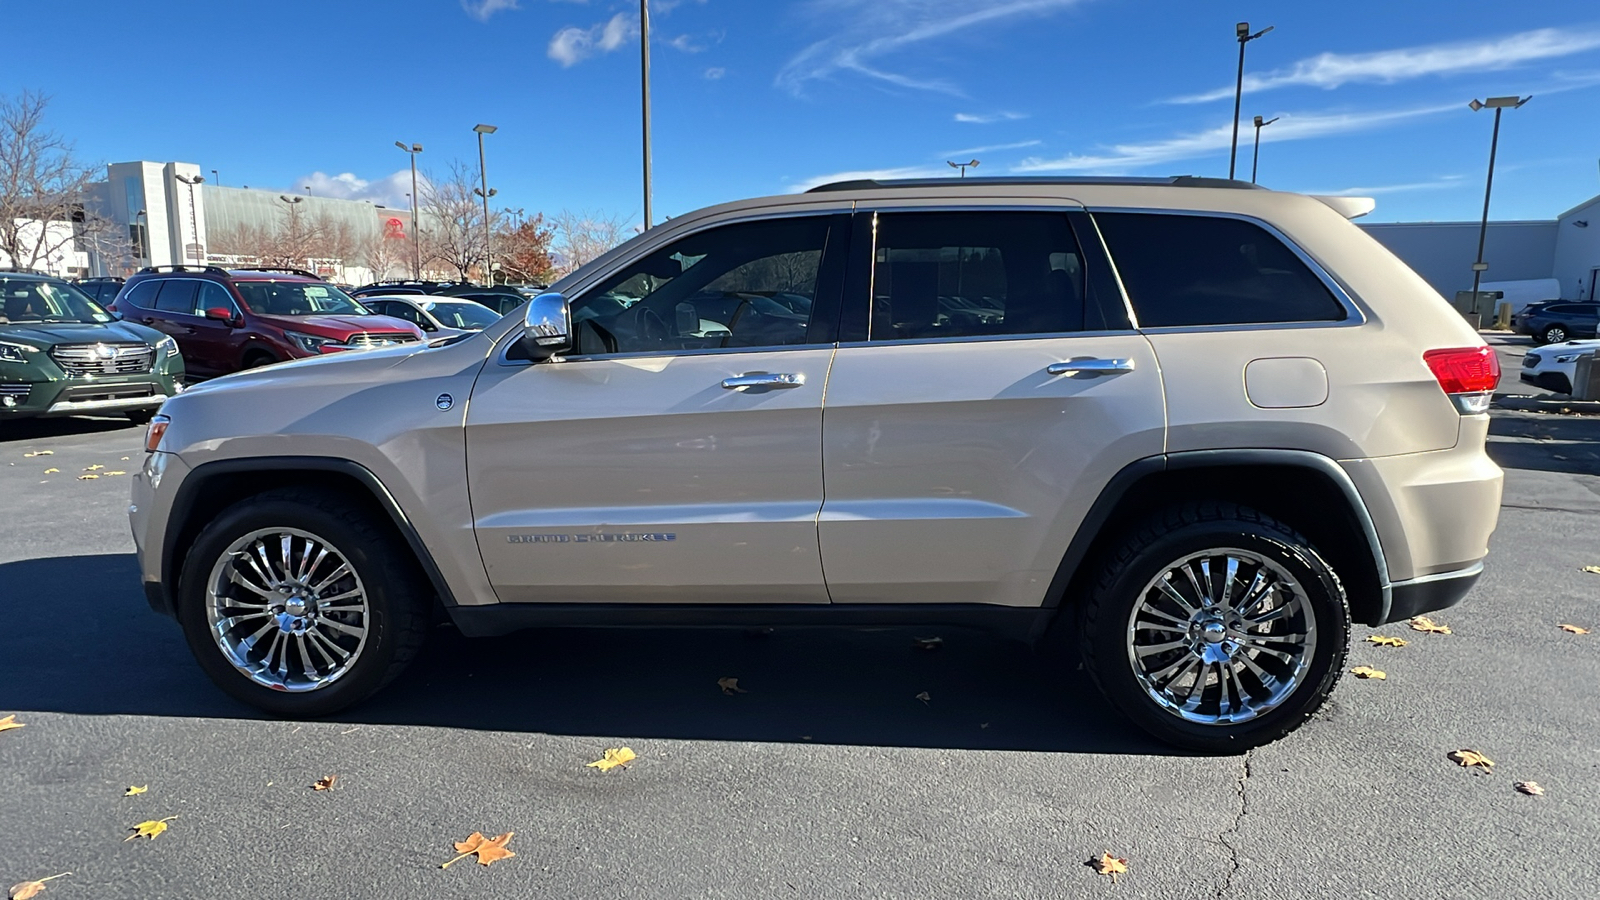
[129,177,1503,751]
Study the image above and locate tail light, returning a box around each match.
[1423,346,1499,414]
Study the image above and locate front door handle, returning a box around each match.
[721,372,806,390]
[1047,358,1135,377]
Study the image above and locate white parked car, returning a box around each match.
[1520,340,1600,394]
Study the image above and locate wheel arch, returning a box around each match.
[157,457,457,617]
[1044,450,1392,627]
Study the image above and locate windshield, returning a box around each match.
[0,278,115,325]
[234,281,369,316]
[424,300,501,330]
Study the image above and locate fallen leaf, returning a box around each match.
[1514,781,1545,796]
[1448,749,1494,772]
[440,831,515,868]
[120,457,130,461]
[124,785,147,796]
[76,475,98,481]
[312,775,337,791]
[103,471,126,477]
[1558,624,1591,634]
[124,816,178,841]
[0,714,23,733]
[1350,666,1387,680]
[913,636,944,651]
[1408,616,1452,634]
[42,468,58,474]
[717,677,748,695]
[1090,852,1129,883]
[8,873,69,899]
[82,465,103,472]
[1365,635,1408,647]
[914,691,931,704]
[21,450,53,457]
[1583,566,1600,575]
[586,747,637,772]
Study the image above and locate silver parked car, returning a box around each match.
[130,176,1502,751]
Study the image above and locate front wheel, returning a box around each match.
[125,410,154,425]
[177,488,431,716]
[1079,502,1349,753]
[1541,326,1567,344]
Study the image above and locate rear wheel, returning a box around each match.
[1079,501,1349,753]
[1541,326,1567,344]
[177,487,431,716]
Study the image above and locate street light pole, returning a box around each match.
[640,0,653,229]
[395,141,423,279]
[1467,96,1532,309]
[474,124,498,285]
[946,159,980,178]
[211,169,220,187]
[1250,115,1279,183]
[174,174,204,267]
[1229,21,1274,180]
[278,195,303,269]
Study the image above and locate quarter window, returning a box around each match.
[868,212,1087,341]
[1093,213,1346,327]
[118,280,160,309]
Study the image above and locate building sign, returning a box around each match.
[384,217,407,240]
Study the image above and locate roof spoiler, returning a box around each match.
[1310,196,1376,219]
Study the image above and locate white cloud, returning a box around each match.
[787,165,952,193]
[1170,27,1600,103]
[704,67,726,80]
[954,111,1028,123]
[1013,103,1457,173]
[941,139,1041,157]
[549,12,639,66]
[777,0,1084,96]
[461,0,519,23]
[291,170,421,209]
[1311,177,1466,197]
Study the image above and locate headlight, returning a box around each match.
[156,336,180,358]
[0,340,40,363]
[1555,353,1585,364]
[285,331,334,353]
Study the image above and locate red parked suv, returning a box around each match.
[109,266,426,378]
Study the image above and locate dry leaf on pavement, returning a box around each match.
[1558,624,1591,634]
[1582,566,1600,575]
[82,465,103,472]
[1408,616,1452,634]
[1350,666,1387,680]
[440,831,515,868]
[912,637,944,650]
[717,677,748,695]
[914,691,931,704]
[103,471,126,477]
[42,468,57,474]
[76,475,98,481]
[1365,635,1408,647]
[124,816,177,841]
[124,785,147,796]
[586,747,637,771]
[8,874,69,899]
[21,450,53,457]
[312,775,337,791]
[1090,852,1129,882]
[1514,781,1545,796]
[1448,749,1494,772]
[0,715,23,733]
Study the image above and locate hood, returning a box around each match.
[249,313,422,339]
[0,319,163,347]
[179,339,428,397]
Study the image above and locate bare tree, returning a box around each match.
[551,209,630,276]
[0,90,100,272]
[419,161,485,282]
[360,226,407,283]
[74,209,138,277]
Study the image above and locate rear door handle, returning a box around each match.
[722,372,805,390]
[1047,358,1135,377]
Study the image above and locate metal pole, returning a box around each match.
[409,153,420,280]
[1470,107,1503,305]
[641,0,653,229]
[1229,36,1247,180]
[477,131,492,285]
[1251,123,1262,183]
[186,182,198,265]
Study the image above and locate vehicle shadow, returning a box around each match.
[0,415,140,443]
[0,553,1167,756]
[1487,410,1600,476]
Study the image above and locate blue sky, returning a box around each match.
[8,0,1600,224]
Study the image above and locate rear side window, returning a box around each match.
[1094,213,1346,328]
[118,280,160,309]
[153,280,200,314]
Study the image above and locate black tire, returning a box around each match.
[241,352,277,369]
[125,410,154,425]
[1079,501,1349,753]
[1540,326,1567,344]
[177,487,431,716]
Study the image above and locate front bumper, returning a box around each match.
[1521,371,1573,394]
[0,370,184,418]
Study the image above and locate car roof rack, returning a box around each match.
[229,266,322,279]
[138,264,229,275]
[804,175,1265,193]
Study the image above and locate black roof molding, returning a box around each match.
[805,175,1265,193]
[136,264,229,276]
[228,266,321,279]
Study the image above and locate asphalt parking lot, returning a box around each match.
[2,334,1597,899]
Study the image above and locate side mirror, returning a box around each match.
[521,291,571,360]
[203,307,237,325]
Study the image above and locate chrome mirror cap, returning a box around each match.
[522,291,571,357]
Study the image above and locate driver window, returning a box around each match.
[569,216,832,355]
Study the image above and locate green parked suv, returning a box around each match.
[0,270,184,423]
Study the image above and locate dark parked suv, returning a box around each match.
[109,266,425,377]
[1514,301,1600,344]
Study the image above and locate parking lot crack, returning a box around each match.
[1215,749,1253,899]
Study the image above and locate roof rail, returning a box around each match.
[0,266,52,276]
[229,266,321,279]
[138,264,229,276]
[805,175,1265,193]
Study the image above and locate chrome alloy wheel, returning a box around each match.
[205,527,370,692]
[1126,549,1317,725]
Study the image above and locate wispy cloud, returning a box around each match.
[461,0,519,23]
[549,12,638,67]
[1014,103,1456,173]
[777,0,1085,97]
[1170,27,1600,103]
[787,165,951,193]
[1310,177,1466,197]
[704,67,726,80]
[942,139,1042,157]
[291,170,420,208]
[954,111,1028,124]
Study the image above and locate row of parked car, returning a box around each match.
[0,265,528,422]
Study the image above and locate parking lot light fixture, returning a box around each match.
[1250,115,1279,184]
[1229,21,1274,180]
[947,159,980,178]
[474,124,498,284]
[396,141,424,279]
[1467,96,1532,308]
[175,174,204,266]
